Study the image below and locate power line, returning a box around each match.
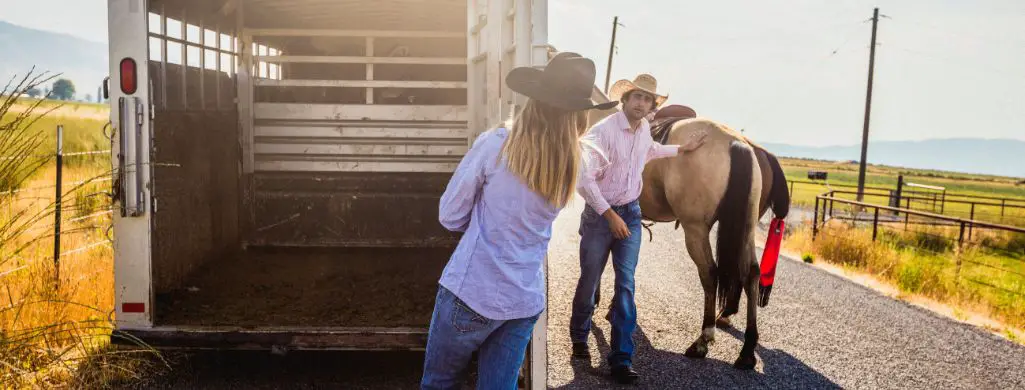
[884,44,1025,82]
[739,19,871,133]
[830,19,872,56]
[680,18,869,45]
[888,17,1025,47]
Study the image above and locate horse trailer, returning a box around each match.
[106,0,551,387]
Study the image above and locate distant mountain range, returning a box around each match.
[760,138,1025,179]
[0,20,107,99]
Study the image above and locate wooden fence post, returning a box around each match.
[894,175,904,216]
[813,196,820,240]
[968,203,976,240]
[872,207,879,241]
[904,201,910,231]
[956,221,966,284]
[940,189,946,214]
[1000,199,1006,223]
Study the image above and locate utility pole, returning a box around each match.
[856,7,879,202]
[603,16,621,94]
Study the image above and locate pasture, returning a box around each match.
[781,157,1025,227]
[778,159,1025,339]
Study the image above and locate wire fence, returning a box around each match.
[0,150,111,161]
[1,177,112,196]
[812,190,1025,301]
[2,124,114,290]
[789,179,1025,227]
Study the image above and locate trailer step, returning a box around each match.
[114,326,428,351]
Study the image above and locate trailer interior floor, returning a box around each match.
[155,247,452,327]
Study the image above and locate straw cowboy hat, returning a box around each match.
[506,52,620,112]
[608,74,668,108]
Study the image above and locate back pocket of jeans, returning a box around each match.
[451,300,491,333]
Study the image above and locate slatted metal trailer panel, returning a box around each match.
[238,1,470,175]
[114,1,550,387]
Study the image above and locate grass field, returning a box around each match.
[779,157,1025,337]
[781,158,1025,200]
[1,89,157,387]
[780,158,1025,227]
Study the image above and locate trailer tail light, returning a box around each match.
[122,302,145,313]
[119,58,138,94]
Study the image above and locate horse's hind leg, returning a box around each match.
[734,246,761,370]
[681,223,717,359]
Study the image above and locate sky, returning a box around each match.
[2,0,1024,147]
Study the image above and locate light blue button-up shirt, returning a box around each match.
[437,127,559,320]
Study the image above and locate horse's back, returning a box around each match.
[642,118,755,225]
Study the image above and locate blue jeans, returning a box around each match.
[569,200,643,368]
[421,286,540,390]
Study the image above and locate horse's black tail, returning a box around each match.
[764,151,791,219]
[716,141,755,311]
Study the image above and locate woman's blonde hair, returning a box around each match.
[500,99,591,208]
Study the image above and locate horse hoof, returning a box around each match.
[733,354,757,370]
[684,343,708,359]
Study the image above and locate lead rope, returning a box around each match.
[641,220,656,242]
[640,219,683,242]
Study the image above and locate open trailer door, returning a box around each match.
[108,0,156,332]
[467,0,550,388]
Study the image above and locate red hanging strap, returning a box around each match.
[758,218,785,307]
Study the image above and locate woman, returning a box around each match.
[421,52,618,389]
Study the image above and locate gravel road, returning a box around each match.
[123,200,1025,389]
[545,200,1025,389]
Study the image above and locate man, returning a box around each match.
[569,74,707,384]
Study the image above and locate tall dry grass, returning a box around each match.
[787,220,1025,331]
[1,70,164,388]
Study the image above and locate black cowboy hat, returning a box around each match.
[506,52,620,112]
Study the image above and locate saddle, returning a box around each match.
[649,116,689,145]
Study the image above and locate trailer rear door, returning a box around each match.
[109,0,156,329]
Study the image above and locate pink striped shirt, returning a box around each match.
[578,111,680,215]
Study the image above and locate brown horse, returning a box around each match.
[581,95,791,368]
[637,116,790,369]
[645,115,791,319]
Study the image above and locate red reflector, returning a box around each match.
[119,58,137,94]
[122,302,145,313]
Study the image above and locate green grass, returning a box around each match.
[781,158,1025,227]
[782,158,1025,200]
[15,97,108,111]
[1,102,110,184]
[5,102,110,154]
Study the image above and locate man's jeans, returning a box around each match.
[421,286,540,390]
[569,200,643,368]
